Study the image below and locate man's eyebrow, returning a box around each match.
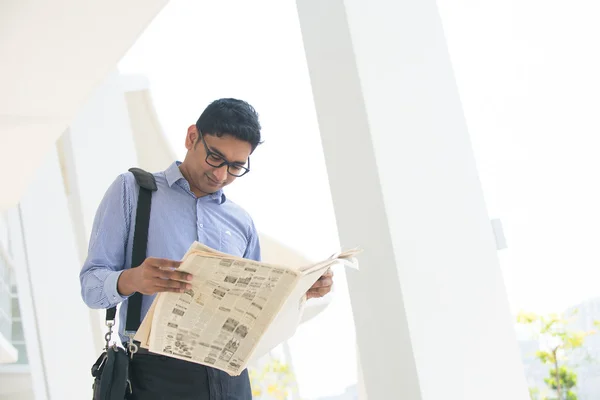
[207,145,247,165]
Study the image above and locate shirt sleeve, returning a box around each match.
[243,218,261,262]
[79,174,132,309]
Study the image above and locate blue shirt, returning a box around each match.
[80,161,260,398]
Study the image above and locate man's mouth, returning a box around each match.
[206,175,222,186]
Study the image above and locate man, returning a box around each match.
[80,98,334,399]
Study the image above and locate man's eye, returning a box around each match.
[208,154,224,163]
[230,165,243,172]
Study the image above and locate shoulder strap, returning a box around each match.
[105,168,158,335]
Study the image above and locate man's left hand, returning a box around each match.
[306,269,334,299]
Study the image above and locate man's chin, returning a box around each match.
[202,180,223,193]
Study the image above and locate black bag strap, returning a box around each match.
[105,167,158,335]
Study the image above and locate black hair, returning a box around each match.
[196,98,263,152]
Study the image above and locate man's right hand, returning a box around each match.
[117,257,193,296]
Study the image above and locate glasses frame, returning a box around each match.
[198,131,251,177]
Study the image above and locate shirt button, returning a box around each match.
[199,224,204,228]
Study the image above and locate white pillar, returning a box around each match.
[296,1,529,399]
[58,70,141,352]
[16,148,98,399]
[5,206,49,400]
[356,345,367,400]
[66,70,140,243]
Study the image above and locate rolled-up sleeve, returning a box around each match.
[79,174,131,309]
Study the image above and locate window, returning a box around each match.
[0,239,29,366]
[0,253,11,341]
[10,287,28,365]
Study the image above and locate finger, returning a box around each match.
[157,269,194,282]
[154,278,192,291]
[307,286,331,298]
[321,269,333,278]
[151,259,192,281]
[306,290,324,299]
[155,286,187,294]
[154,284,190,294]
[148,257,182,270]
[317,286,331,295]
[311,277,333,288]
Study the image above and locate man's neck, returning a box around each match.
[178,164,211,198]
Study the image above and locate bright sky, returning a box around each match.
[119,0,600,397]
[436,0,600,315]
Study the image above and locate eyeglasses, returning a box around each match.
[198,131,250,177]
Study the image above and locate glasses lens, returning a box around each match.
[228,165,249,177]
[205,153,249,177]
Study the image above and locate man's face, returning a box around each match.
[182,126,252,197]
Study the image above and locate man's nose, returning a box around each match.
[213,165,228,181]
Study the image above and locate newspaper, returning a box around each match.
[134,241,360,376]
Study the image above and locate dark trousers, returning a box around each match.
[128,352,251,400]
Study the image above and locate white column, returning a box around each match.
[16,148,98,399]
[63,70,143,348]
[356,345,367,400]
[5,206,49,400]
[66,70,140,244]
[296,1,529,399]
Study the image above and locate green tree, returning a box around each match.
[517,309,597,400]
[529,387,541,400]
[249,355,298,400]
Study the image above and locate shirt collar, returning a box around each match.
[165,161,226,204]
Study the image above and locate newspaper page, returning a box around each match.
[147,250,301,375]
[134,242,221,349]
[241,248,362,362]
[248,262,332,364]
[134,242,223,349]
[135,243,362,376]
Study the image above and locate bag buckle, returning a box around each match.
[127,333,138,360]
[104,320,114,350]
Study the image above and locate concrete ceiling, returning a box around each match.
[0,0,169,210]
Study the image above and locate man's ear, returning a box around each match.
[185,125,198,150]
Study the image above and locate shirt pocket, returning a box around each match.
[220,227,247,257]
